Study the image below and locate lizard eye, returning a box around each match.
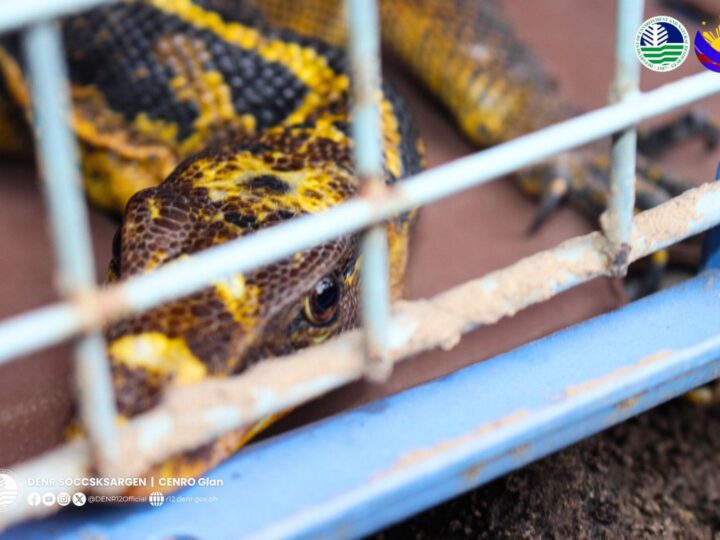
[304,276,340,326]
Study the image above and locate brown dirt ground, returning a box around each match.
[376,399,720,539]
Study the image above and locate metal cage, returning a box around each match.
[2,0,720,538]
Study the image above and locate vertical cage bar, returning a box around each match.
[22,22,118,468]
[604,0,644,274]
[347,0,392,381]
[0,0,113,34]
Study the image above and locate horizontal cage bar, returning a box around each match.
[3,178,720,529]
[0,71,719,365]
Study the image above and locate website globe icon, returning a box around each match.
[148,491,165,507]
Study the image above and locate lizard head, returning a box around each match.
[105,132,362,417]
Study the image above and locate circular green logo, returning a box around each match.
[635,16,690,72]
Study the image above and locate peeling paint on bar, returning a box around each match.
[604,0,643,275]
[4,180,720,528]
[563,350,673,398]
[22,22,118,470]
[373,410,531,480]
[347,0,393,381]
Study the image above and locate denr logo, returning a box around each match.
[0,469,19,510]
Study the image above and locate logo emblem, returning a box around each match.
[636,16,690,71]
[695,22,720,72]
[0,470,19,510]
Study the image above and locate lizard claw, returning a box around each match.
[638,111,720,158]
[526,176,570,235]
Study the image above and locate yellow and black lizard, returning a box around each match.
[0,0,715,493]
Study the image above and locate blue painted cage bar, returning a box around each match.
[347,0,393,381]
[1,0,720,536]
[605,0,643,275]
[22,21,119,473]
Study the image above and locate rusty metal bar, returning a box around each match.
[347,0,393,381]
[3,179,720,528]
[603,0,644,275]
[1,71,720,365]
[9,269,720,537]
[22,22,118,470]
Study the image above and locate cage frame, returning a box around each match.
[2,0,720,537]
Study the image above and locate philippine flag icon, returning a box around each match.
[695,24,720,73]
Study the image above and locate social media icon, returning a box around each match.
[27,493,41,507]
[41,493,56,506]
[57,492,71,507]
[72,492,87,507]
